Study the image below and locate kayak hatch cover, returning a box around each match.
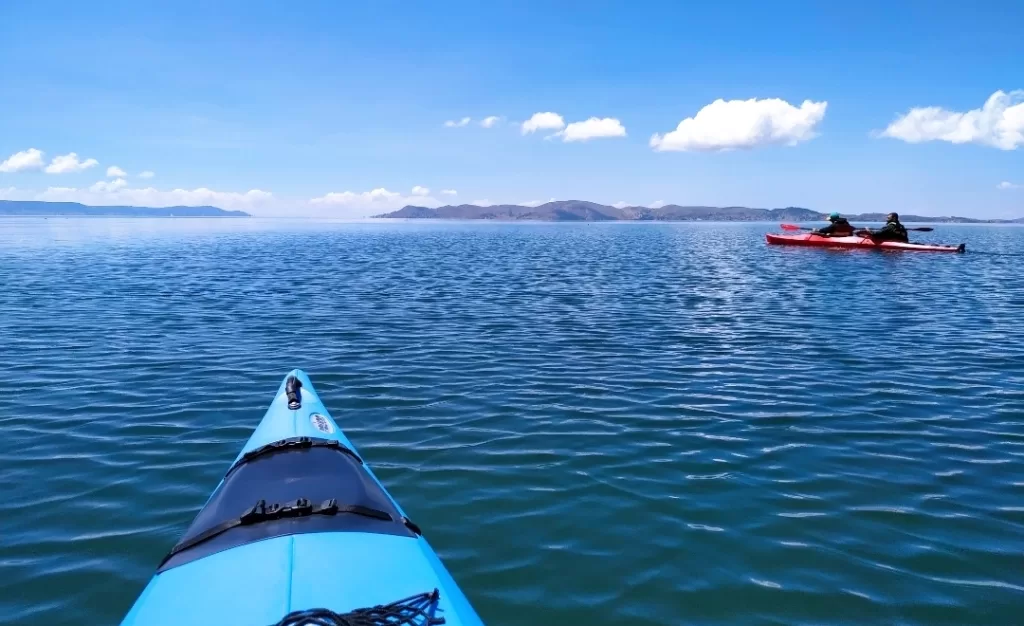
[119,369,485,626]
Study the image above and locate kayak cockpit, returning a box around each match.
[157,436,419,572]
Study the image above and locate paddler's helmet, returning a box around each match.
[828,212,841,222]
[887,212,899,223]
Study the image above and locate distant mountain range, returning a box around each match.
[377,201,1024,224]
[0,200,250,217]
[3,199,1018,223]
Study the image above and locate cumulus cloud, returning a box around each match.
[649,200,666,208]
[612,201,630,209]
[444,117,471,128]
[555,117,627,142]
[521,112,565,134]
[138,170,155,179]
[522,198,556,207]
[0,148,46,173]
[880,90,1024,150]
[309,187,446,216]
[106,165,127,177]
[998,181,1021,190]
[1,183,273,211]
[650,97,828,152]
[480,116,502,128]
[90,178,128,193]
[411,185,430,196]
[441,189,458,196]
[311,188,399,205]
[45,152,100,174]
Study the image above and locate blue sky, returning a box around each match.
[1,0,1022,217]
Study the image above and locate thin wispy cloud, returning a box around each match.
[441,189,458,196]
[444,117,471,128]
[480,116,502,128]
[650,97,828,152]
[880,90,1024,150]
[997,181,1021,190]
[138,170,155,179]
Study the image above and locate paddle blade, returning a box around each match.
[909,227,934,232]
[780,223,804,230]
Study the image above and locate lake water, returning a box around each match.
[1,218,1023,625]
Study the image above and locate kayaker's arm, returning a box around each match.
[859,223,909,242]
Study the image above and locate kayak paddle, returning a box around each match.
[780,223,934,232]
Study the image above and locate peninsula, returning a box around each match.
[376,201,1022,224]
[0,200,250,218]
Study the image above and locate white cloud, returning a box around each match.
[480,116,501,128]
[998,181,1021,190]
[650,97,828,152]
[444,117,471,128]
[311,188,399,205]
[309,187,445,216]
[522,198,556,207]
[138,170,155,179]
[45,152,100,174]
[441,189,458,196]
[411,185,430,196]
[0,183,273,211]
[521,112,565,134]
[90,178,128,193]
[0,186,17,199]
[880,90,1024,150]
[106,166,127,178]
[649,200,666,208]
[612,201,630,209]
[555,117,627,142]
[0,148,46,173]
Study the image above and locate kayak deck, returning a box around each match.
[765,232,965,253]
[119,369,484,626]
[124,533,471,625]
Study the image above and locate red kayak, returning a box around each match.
[765,233,965,253]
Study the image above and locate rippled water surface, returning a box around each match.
[2,218,1023,625]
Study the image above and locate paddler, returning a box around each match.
[859,212,909,243]
[812,212,855,237]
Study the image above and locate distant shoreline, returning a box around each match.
[375,201,1023,224]
[0,214,249,219]
[1,199,1018,223]
[0,200,250,218]
[0,215,249,218]
[371,217,1024,225]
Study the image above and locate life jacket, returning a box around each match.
[829,217,854,236]
[873,221,908,242]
